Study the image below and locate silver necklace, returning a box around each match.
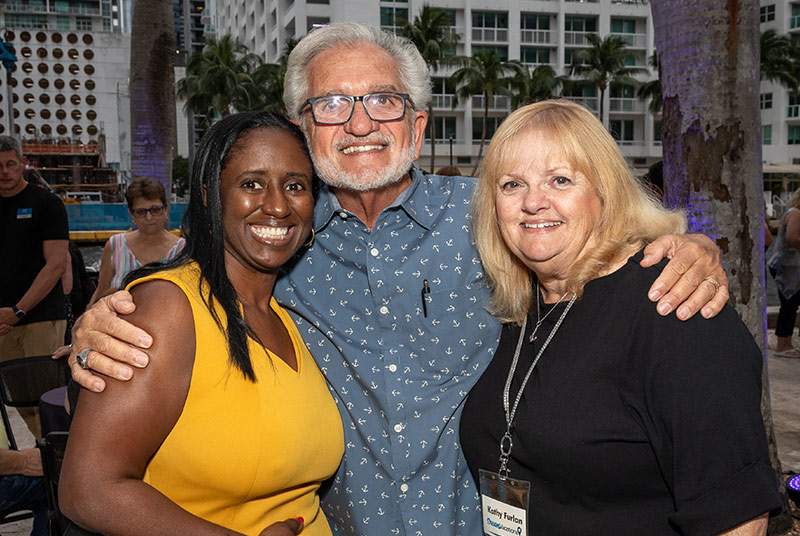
[529,283,571,343]
[498,290,577,477]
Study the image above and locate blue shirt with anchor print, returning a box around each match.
[275,167,502,535]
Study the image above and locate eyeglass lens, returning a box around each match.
[312,93,406,124]
[132,205,164,217]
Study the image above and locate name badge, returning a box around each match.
[16,208,32,219]
[479,468,530,536]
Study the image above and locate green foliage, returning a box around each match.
[636,53,662,113]
[509,63,564,108]
[761,29,800,93]
[172,156,190,198]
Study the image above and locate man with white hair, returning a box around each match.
[68,23,728,535]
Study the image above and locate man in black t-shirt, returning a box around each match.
[0,135,69,364]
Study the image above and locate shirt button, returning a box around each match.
[400,483,409,493]
[370,247,380,257]
[338,211,348,219]
[379,305,390,315]
[393,423,403,433]
[388,363,397,372]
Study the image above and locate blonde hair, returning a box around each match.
[789,189,800,210]
[473,99,686,324]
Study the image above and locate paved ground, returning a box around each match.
[2,330,798,535]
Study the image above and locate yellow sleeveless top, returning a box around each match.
[127,263,344,536]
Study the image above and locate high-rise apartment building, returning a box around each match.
[759,1,800,208]
[210,0,659,171]
[0,0,131,178]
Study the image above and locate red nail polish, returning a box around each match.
[296,516,304,525]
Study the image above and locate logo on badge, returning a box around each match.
[16,208,32,219]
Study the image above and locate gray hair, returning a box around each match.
[0,135,22,158]
[283,23,432,121]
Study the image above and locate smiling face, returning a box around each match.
[301,43,427,192]
[495,129,603,281]
[220,127,315,275]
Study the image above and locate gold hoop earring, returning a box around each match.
[304,228,315,248]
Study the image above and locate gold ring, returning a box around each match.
[703,276,721,291]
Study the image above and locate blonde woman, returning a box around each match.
[460,100,779,535]
[767,189,800,356]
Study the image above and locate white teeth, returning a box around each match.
[250,225,289,239]
[522,222,562,229]
[341,145,384,154]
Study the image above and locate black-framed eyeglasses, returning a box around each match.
[302,92,413,125]
[131,205,165,217]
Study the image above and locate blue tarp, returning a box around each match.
[66,203,188,231]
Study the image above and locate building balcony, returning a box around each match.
[472,94,511,110]
[521,61,557,69]
[427,138,464,145]
[610,97,645,113]
[443,26,463,41]
[520,29,554,45]
[4,2,101,16]
[432,94,457,109]
[611,0,649,5]
[610,32,647,48]
[564,31,593,46]
[471,27,508,42]
[564,96,599,112]
[788,104,800,119]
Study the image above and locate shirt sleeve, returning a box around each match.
[636,305,782,535]
[38,191,69,241]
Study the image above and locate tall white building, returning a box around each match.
[758,1,800,209]
[211,0,660,171]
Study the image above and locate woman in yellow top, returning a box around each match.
[60,112,344,536]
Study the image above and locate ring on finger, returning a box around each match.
[702,276,721,291]
[75,348,92,370]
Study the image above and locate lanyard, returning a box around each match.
[498,291,577,477]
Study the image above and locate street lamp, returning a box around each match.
[0,30,17,140]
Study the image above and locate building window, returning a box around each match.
[788,125,800,145]
[654,120,662,142]
[380,7,408,35]
[760,4,775,23]
[760,93,773,110]
[76,17,92,31]
[763,125,772,145]
[472,11,508,42]
[789,93,800,117]
[472,116,503,142]
[610,18,636,34]
[426,116,457,142]
[609,119,635,143]
[472,45,508,61]
[521,47,551,65]
[306,17,330,32]
[521,13,550,31]
[564,15,597,33]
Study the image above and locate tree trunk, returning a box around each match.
[652,2,792,533]
[471,95,490,176]
[429,104,436,173]
[130,1,176,194]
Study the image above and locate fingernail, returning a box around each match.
[296,517,304,525]
[92,382,103,393]
[676,306,689,320]
[648,289,661,301]
[133,352,149,367]
[657,302,672,315]
[701,307,712,318]
[139,335,153,347]
[119,367,133,380]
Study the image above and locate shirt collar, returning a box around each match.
[313,166,445,232]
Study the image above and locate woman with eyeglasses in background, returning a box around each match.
[89,178,184,304]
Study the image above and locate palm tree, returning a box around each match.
[761,29,800,93]
[571,34,646,126]
[509,63,564,108]
[130,0,176,193]
[636,53,662,113]
[402,6,459,172]
[177,35,261,119]
[452,51,520,175]
[244,38,299,114]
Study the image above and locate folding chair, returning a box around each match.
[0,357,69,450]
[38,431,69,536]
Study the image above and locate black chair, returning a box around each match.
[0,356,69,450]
[38,431,69,536]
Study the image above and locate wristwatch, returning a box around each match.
[11,305,26,320]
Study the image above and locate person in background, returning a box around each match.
[64,24,730,535]
[434,165,463,176]
[768,189,800,357]
[89,178,183,304]
[461,100,779,535]
[60,112,342,535]
[0,436,47,536]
